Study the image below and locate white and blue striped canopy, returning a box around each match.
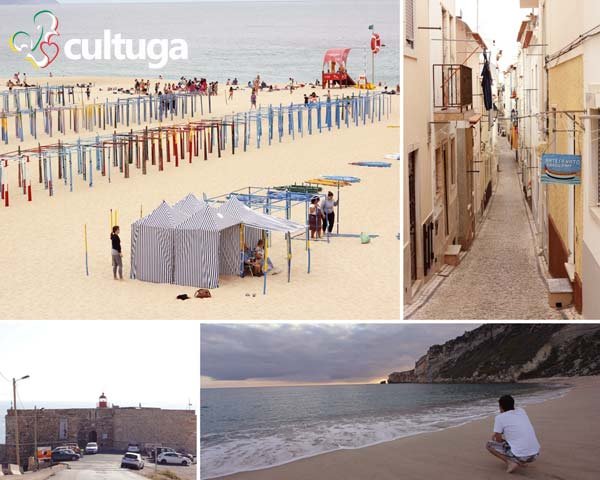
[218,196,304,233]
[173,193,206,216]
[173,205,241,288]
[130,201,189,284]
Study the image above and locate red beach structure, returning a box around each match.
[321,48,356,88]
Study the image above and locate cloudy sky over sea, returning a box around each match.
[201,324,479,388]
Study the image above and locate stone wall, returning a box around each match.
[113,408,196,454]
[4,406,196,463]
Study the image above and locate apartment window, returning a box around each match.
[405,0,415,49]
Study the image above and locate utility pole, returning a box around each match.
[12,375,30,470]
[13,378,19,469]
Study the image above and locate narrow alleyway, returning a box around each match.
[410,139,564,320]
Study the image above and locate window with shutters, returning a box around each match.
[405,0,415,49]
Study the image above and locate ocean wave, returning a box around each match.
[200,385,570,479]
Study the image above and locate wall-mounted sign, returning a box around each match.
[541,154,581,185]
[37,447,51,461]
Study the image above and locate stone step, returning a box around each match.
[548,278,573,309]
[444,244,462,267]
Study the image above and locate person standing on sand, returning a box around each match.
[321,191,338,234]
[486,395,540,474]
[250,91,257,109]
[229,86,234,100]
[110,226,123,280]
[308,197,324,239]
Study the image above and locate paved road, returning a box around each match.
[51,454,144,480]
[411,139,564,320]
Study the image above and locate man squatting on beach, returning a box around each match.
[111,226,123,280]
[486,395,540,474]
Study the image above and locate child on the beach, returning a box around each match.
[250,91,257,109]
[486,395,540,474]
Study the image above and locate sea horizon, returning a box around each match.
[200,382,571,478]
[0,0,400,85]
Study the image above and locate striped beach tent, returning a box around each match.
[130,201,188,284]
[173,193,206,216]
[174,205,241,288]
[218,196,304,236]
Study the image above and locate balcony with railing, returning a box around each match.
[432,64,473,113]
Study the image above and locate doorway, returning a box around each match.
[408,150,418,283]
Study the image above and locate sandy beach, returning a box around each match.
[212,376,600,480]
[0,77,400,319]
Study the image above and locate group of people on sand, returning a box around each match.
[6,72,33,89]
[129,77,219,96]
[308,192,338,239]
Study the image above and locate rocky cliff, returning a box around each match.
[388,324,600,383]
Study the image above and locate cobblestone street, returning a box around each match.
[409,139,565,320]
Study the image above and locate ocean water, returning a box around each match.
[0,0,400,86]
[200,382,570,478]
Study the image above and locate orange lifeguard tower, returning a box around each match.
[322,48,356,88]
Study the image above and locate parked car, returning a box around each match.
[85,442,99,454]
[121,452,144,470]
[52,446,78,455]
[64,443,81,455]
[51,449,80,462]
[150,447,194,462]
[157,452,191,466]
[126,443,141,453]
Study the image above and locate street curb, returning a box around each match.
[21,464,67,480]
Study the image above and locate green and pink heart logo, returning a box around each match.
[9,10,60,69]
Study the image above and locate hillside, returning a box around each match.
[388,324,600,383]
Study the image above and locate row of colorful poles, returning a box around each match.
[0,91,213,144]
[1,85,78,113]
[0,92,391,207]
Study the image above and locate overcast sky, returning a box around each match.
[201,323,478,388]
[0,321,198,409]
[456,0,528,70]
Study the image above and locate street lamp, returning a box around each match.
[12,375,30,470]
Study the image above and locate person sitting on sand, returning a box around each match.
[110,226,123,280]
[254,239,279,274]
[486,395,540,474]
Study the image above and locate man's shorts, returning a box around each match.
[486,441,539,464]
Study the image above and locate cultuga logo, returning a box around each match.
[9,10,60,69]
[64,30,189,70]
[9,10,189,70]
